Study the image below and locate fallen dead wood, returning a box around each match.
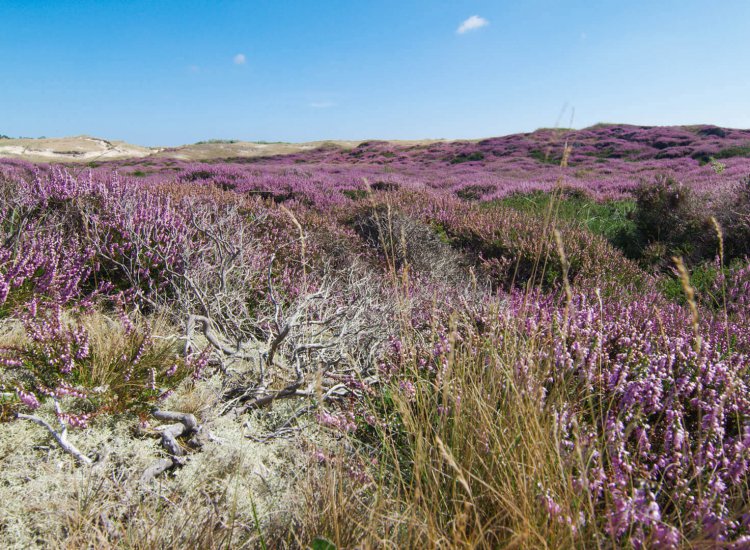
[140,409,207,484]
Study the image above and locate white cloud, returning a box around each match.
[310,101,335,109]
[457,15,488,34]
[233,53,246,65]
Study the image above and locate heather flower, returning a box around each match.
[398,379,416,400]
[16,389,40,410]
[317,410,357,433]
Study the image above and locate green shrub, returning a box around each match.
[342,189,368,201]
[529,149,561,164]
[715,175,750,260]
[714,144,750,159]
[448,152,484,164]
[660,261,723,306]
[1,309,198,425]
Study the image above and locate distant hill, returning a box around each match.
[1,125,749,164]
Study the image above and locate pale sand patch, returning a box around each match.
[0,136,155,163]
[0,135,456,163]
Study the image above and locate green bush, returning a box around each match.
[448,152,485,164]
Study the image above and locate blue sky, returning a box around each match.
[1,0,749,145]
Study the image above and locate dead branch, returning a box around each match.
[140,458,179,484]
[141,408,205,483]
[17,399,93,466]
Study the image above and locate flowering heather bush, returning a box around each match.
[0,232,93,316]
[361,189,650,292]
[361,280,750,546]
[522,290,750,543]
[85,185,190,301]
[76,123,750,205]
[0,170,208,428]
[715,258,750,318]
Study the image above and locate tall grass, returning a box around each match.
[274,175,587,548]
[279,296,588,547]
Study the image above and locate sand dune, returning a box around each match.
[0,136,155,162]
[0,136,449,162]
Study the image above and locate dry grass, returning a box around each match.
[265,305,592,549]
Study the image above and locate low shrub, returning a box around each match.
[341,188,368,201]
[714,175,750,260]
[352,204,469,282]
[631,175,714,266]
[493,189,641,257]
[387,191,649,293]
[455,183,496,201]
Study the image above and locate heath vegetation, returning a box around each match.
[2,124,750,548]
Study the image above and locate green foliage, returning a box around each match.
[693,144,750,164]
[448,152,485,164]
[715,175,750,260]
[391,191,651,293]
[341,189,368,201]
[660,262,722,306]
[311,537,337,550]
[489,190,641,257]
[660,257,747,309]
[528,149,561,165]
[354,383,415,485]
[0,280,37,320]
[77,321,193,417]
[194,139,239,145]
[710,157,726,174]
[714,144,750,159]
[630,176,713,266]
[2,310,196,423]
[430,222,451,244]
[584,146,615,159]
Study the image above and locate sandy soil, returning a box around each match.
[0,136,155,162]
